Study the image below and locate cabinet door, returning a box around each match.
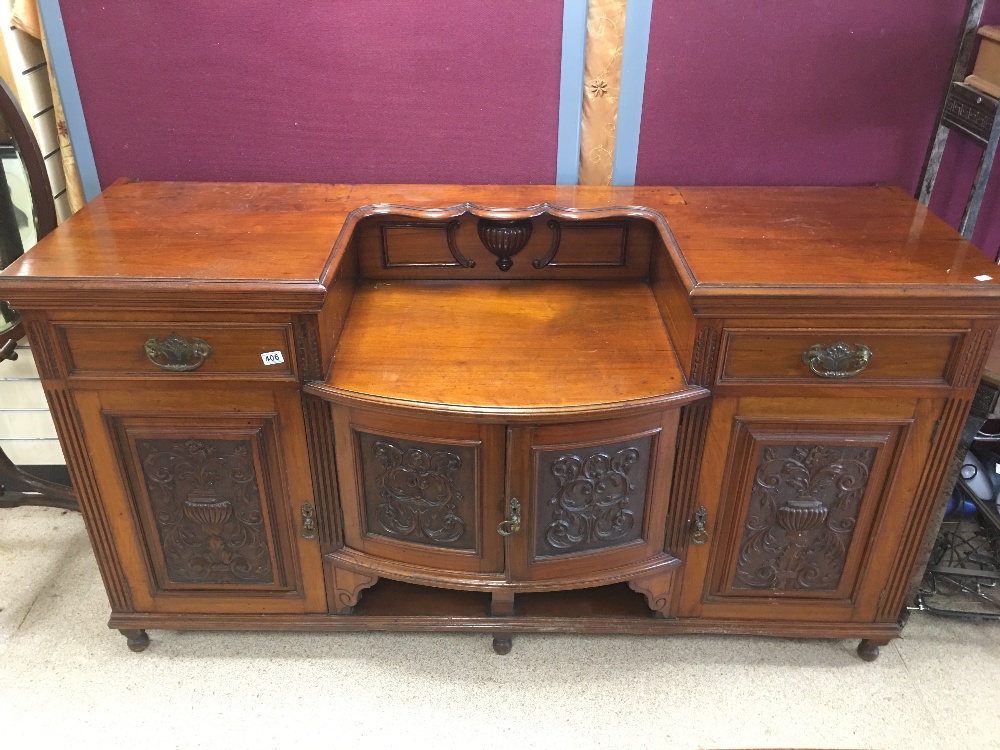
[506,411,680,584]
[75,387,327,614]
[677,396,940,623]
[331,407,506,578]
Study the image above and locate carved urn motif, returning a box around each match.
[477,218,533,271]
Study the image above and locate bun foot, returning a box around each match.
[857,638,889,662]
[120,629,150,653]
[492,634,513,655]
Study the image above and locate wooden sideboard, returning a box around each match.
[2,181,998,659]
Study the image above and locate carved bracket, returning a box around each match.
[328,564,378,615]
[628,571,673,618]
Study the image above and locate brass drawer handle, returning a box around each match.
[144,334,212,371]
[497,497,521,537]
[300,502,317,540]
[802,342,872,379]
[691,505,709,545]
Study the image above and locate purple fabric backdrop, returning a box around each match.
[60,1,1000,259]
[60,1,563,186]
[637,0,1000,261]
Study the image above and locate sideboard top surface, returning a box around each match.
[306,280,707,420]
[1,180,998,313]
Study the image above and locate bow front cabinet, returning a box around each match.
[2,181,996,659]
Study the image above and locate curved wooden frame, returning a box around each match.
[0,75,75,511]
[0,76,57,245]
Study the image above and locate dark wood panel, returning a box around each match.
[678,396,920,625]
[115,418,294,593]
[74,387,328,616]
[332,406,506,576]
[355,429,479,551]
[731,443,878,593]
[355,214,651,281]
[507,412,681,584]
[532,434,654,558]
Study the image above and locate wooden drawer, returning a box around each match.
[55,322,297,379]
[717,328,966,386]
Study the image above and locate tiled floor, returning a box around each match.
[1,505,996,749]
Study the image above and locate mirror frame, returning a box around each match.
[0,74,75,510]
[0,74,56,247]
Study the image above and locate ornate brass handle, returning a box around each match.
[691,505,709,545]
[144,334,212,372]
[801,342,872,379]
[300,501,317,540]
[497,497,521,537]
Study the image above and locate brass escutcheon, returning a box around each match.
[497,497,522,537]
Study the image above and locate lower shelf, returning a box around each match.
[109,579,899,641]
[354,579,654,619]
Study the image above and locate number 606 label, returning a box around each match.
[261,350,285,366]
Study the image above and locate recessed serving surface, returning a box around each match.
[313,280,705,418]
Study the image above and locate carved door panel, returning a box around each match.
[331,406,506,577]
[677,396,941,623]
[506,411,680,584]
[74,388,327,614]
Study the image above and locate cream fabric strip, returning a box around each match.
[39,25,85,214]
[578,0,627,186]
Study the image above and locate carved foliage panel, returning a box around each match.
[734,444,876,592]
[116,419,292,592]
[716,420,903,601]
[533,434,654,558]
[355,429,478,551]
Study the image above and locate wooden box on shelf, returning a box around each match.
[966,25,1000,98]
[0,180,998,661]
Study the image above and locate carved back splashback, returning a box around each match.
[352,209,657,281]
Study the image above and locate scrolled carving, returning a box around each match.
[531,220,563,268]
[735,444,876,591]
[444,219,477,268]
[370,440,469,545]
[137,438,274,585]
[539,438,651,555]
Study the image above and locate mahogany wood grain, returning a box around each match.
[354,215,654,281]
[506,412,681,584]
[677,395,941,624]
[5,181,998,658]
[717,327,964,386]
[663,185,1000,290]
[331,406,506,578]
[56,321,296,380]
[73,386,327,615]
[311,280,707,421]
